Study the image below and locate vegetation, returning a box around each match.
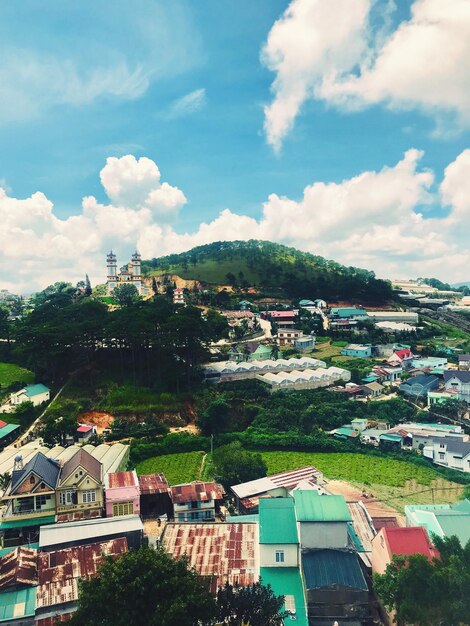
[135,451,204,485]
[374,536,470,626]
[69,548,217,626]
[216,581,287,626]
[0,362,34,389]
[213,441,267,489]
[142,240,393,303]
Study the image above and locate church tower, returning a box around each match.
[131,251,142,295]
[106,251,118,295]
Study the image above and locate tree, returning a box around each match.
[197,399,230,435]
[216,581,287,626]
[213,441,267,488]
[84,274,92,296]
[68,547,216,626]
[113,283,139,307]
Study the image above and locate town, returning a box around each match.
[0,241,469,625]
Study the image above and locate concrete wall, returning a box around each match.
[259,543,298,568]
[298,521,349,550]
[371,528,391,574]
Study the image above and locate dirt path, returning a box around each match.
[325,479,405,525]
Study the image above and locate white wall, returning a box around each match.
[259,543,298,568]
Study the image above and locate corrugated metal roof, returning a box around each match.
[106,470,138,489]
[170,481,223,504]
[138,473,170,495]
[0,424,20,439]
[294,491,351,522]
[39,515,143,549]
[0,547,38,590]
[163,522,257,592]
[302,549,368,591]
[232,466,323,500]
[259,498,298,544]
[347,502,376,552]
[37,538,128,609]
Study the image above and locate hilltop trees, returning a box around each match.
[213,441,267,489]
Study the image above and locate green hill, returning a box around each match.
[142,240,392,303]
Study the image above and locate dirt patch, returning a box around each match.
[325,479,405,525]
[169,422,199,435]
[78,411,114,434]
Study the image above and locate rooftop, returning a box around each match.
[10,451,60,493]
[259,498,298,544]
[260,567,308,626]
[23,383,50,397]
[0,587,36,623]
[0,547,37,590]
[163,522,257,592]
[293,491,351,523]
[232,466,323,500]
[302,549,368,591]
[381,526,438,560]
[444,370,470,382]
[170,481,223,504]
[60,447,102,484]
[106,470,138,490]
[138,473,170,495]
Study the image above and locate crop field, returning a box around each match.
[312,343,342,359]
[0,363,34,389]
[260,451,464,510]
[136,451,205,485]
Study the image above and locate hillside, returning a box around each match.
[142,240,393,303]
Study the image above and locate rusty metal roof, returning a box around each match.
[0,547,38,590]
[170,481,224,504]
[37,538,128,609]
[163,522,257,592]
[347,502,376,553]
[36,615,73,625]
[107,471,138,489]
[138,473,170,495]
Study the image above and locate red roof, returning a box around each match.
[394,349,412,360]
[268,311,296,319]
[383,526,438,560]
[0,420,7,429]
[108,471,138,489]
[138,473,170,495]
[170,481,223,504]
[77,424,93,433]
[372,517,400,531]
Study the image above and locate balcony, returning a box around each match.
[2,500,55,522]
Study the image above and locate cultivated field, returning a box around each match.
[0,363,34,389]
[260,451,464,511]
[136,451,205,485]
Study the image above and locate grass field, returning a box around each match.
[260,451,464,511]
[312,343,342,359]
[0,363,34,389]
[136,451,205,485]
[148,259,259,286]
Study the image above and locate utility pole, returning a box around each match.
[211,433,214,457]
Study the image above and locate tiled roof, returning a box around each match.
[382,526,438,559]
[163,522,257,592]
[138,473,170,495]
[11,451,60,493]
[444,370,470,382]
[170,481,223,504]
[0,547,38,590]
[37,538,128,609]
[60,448,102,484]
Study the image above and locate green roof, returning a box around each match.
[225,514,259,523]
[333,427,358,438]
[330,307,368,318]
[24,383,49,397]
[260,567,308,626]
[259,499,298,544]
[0,514,56,530]
[0,587,36,622]
[0,423,20,439]
[434,511,470,546]
[293,491,351,522]
[380,433,403,442]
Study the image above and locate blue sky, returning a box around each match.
[0,0,469,292]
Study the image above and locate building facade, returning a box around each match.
[106,250,146,296]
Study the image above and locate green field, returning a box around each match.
[148,258,259,286]
[136,451,205,485]
[260,451,464,510]
[0,363,34,389]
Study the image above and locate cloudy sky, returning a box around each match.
[1,0,469,293]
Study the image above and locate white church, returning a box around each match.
[106,251,148,296]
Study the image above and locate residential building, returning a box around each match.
[55,448,104,522]
[259,498,299,568]
[293,334,315,352]
[261,310,297,328]
[428,389,462,407]
[277,328,302,347]
[361,381,384,398]
[0,453,59,547]
[341,344,372,358]
[0,422,20,449]
[399,374,439,398]
[9,385,50,408]
[75,424,96,443]
[351,418,368,432]
[293,490,351,549]
[444,370,470,403]
[405,500,470,547]
[458,354,470,370]
[138,473,172,518]
[387,348,414,369]
[173,287,185,306]
[0,587,36,625]
[228,341,272,362]
[411,356,448,369]
[425,437,470,473]
[329,307,369,320]
[371,526,438,575]
[104,471,140,518]
[170,481,223,522]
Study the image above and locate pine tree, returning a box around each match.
[85,274,92,296]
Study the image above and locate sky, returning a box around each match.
[0,0,469,293]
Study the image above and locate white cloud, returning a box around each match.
[1,150,469,293]
[263,0,470,149]
[166,88,207,119]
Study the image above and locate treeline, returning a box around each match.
[142,240,393,303]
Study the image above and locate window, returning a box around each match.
[439,453,445,460]
[59,490,75,505]
[82,490,96,504]
[275,550,285,563]
[35,495,47,507]
[29,475,35,484]
[113,502,133,517]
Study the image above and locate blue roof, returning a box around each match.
[11,451,60,492]
[24,383,49,397]
[302,549,368,591]
[0,423,19,439]
[225,514,259,523]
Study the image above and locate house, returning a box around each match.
[371,365,402,383]
[261,310,297,328]
[341,344,372,358]
[329,307,369,320]
[428,389,462,406]
[104,471,140,518]
[9,385,50,408]
[293,334,316,352]
[277,328,303,347]
[387,348,414,369]
[361,381,384,398]
[399,374,439,398]
[411,356,448,369]
[293,491,351,550]
[371,526,438,575]
[228,341,272,362]
[55,448,104,522]
[351,418,368,432]
[138,473,172,518]
[0,422,20,449]
[238,300,253,311]
[426,437,470,473]
[458,354,470,370]
[0,453,59,546]
[405,500,470,548]
[231,466,324,514]
[170,481,223,522]
[444,370,470,403]
[259,498,299,568]
[75,424,96,443]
